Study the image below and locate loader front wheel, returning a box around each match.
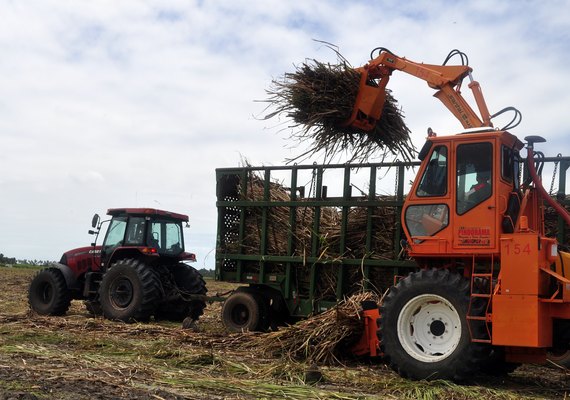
[28,268,71,316]
[221,291,267,332]
[379,268,489,381]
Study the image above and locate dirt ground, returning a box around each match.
[1,266,570,399]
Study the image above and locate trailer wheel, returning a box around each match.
[547,350,570,368]
[379,268,489,381]
[221,291,267,332]
[28,268,71,316]
[99,259,160,322]
[155,263,207,322]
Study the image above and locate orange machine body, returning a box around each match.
[346,50,492,131]
[400,129,570,362]
[344,48,570,364]
[402,129,522,258]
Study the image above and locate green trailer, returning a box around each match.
[215,158,570,332]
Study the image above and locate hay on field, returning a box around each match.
[263,55,415,163]
[251,291,379,364]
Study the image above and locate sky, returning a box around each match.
[1,0,569,267]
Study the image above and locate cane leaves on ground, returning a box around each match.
[0,265,569,399]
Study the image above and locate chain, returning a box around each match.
[549,153,562,195]
[310,162,317,198]
[394,159,400,196]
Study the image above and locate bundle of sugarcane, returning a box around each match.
[264,57,415,163]
[236,173,341,257]
[251,291,379,364]
[325,199,398,260]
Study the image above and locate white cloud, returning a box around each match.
[0,1,569,264]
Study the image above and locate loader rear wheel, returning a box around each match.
[379,268,489,381]
[155,263,207,322]
[221,291,267,332]
[99,259,160,322]
[28,268,71,316]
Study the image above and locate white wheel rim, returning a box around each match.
[397,294,462,363]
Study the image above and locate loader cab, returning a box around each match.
[402,130,524,259]
[100,208,190,268]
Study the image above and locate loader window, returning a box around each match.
[405,204,449,238]
[456,142,493,215]
[501,145,520,190]
[417,145,447,197]
[501,146,514,183]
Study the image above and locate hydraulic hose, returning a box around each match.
[527,146,570,227]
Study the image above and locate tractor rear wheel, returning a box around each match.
[379,268,489,381]
[221,291,268,332]
[99,259,160,322]
[28,268,71,316]
[155,263,207,322]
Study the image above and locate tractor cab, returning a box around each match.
[30,207,207,323]
[402,129,524,260]
[95,208,195,269]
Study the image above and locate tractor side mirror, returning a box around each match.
[91,213,100,228]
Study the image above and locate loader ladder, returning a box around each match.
[466,255,493,343]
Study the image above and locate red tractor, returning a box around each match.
[28,208,207,323]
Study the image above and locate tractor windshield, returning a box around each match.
[147,219,184,255]
[103,216,127,254]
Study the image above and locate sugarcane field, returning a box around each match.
[1,265,570,400]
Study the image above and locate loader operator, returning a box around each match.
[465,171,491,204]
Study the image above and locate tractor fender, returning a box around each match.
[48,263,79,290]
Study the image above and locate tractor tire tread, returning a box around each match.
[28,268,71,316]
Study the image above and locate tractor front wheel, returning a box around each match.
[99,259,160,322]
[28,268,71,316]
[379,268,489,381]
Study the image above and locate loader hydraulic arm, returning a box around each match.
[346,48,493,131]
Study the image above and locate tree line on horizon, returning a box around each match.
[0,252,215,277]
[0,253,55,266]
